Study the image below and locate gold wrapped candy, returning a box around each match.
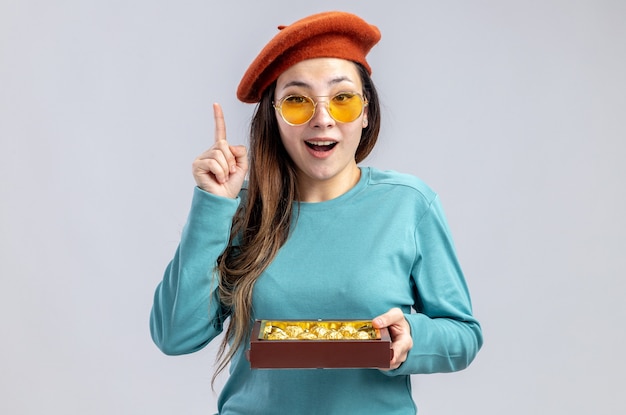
[310,325,329,338]
[266,327,289,340]
[326,330,344,340]
[259,320,379,341]
[284,325,304,338]
[297,331,318,340]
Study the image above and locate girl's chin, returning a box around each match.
[297,164,358,184]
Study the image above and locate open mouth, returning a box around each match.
[305,140,337,152]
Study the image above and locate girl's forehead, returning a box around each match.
[276,58,361,91]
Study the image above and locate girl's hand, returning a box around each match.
[373,308,413,370]
[191,103,248,199]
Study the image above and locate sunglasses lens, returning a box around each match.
[328,93,365,123]
[277,93,366,125]
[280,95,315,125]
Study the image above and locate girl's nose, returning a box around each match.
[309,100,335,128]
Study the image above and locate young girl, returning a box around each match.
[151,11,482,414]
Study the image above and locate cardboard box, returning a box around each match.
[247,320,393,369]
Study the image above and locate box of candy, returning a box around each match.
[247,319,393,369]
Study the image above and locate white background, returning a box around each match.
[1,1,625,414]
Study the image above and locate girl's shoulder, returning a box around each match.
[364,167,437,203]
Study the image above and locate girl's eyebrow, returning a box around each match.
[282,80,310,89]
[281,76,355,90]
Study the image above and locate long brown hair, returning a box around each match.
[212,63,380,383]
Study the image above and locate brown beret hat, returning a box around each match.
[236,11,381,103]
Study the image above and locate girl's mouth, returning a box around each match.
[305,140,337,152]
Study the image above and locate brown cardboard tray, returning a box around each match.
[247,319,393,369]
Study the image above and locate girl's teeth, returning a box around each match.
[305,141,338,152]
[306,141,335,146]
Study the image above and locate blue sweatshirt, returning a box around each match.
[151,167,482,414]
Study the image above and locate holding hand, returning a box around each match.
[373,308,413,370]
[192,103,248,199]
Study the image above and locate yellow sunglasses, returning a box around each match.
[273,92,368,126]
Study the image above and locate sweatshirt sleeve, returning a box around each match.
[150,187,240,355]
[386,195,483,375]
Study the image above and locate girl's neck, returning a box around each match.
[296,164,361,203]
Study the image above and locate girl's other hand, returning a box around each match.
[192,103,248,198]
[373,308,413,370]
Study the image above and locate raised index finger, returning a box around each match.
[213,102,227,144]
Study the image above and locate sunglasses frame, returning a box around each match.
[273,91,368,126]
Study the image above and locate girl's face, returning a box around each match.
[274,58,368,201]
